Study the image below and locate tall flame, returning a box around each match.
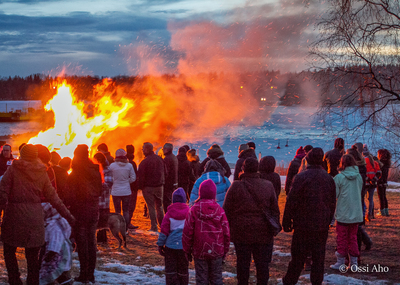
[28,81,133,157]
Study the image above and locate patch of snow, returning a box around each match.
[387,181,400,192]
[273,250,291,257]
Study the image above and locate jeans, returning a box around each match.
[283,229,329,285]
[194,258,223,285]
[112,195,131,228]
[74,213,99,282]
[234,243,273,285]
[164,247,189,285]
[336,223,359,257]
[377,185,388,210]
[128,189,138,225]
[3,243,41,285]
[142,186,164,231]
[366,186,375,216]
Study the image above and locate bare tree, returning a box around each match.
[310,0,400,161]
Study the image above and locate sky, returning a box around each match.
[0,0,322,77]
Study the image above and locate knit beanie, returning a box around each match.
[50,151,62,166]
[243,157,259,173]
[247,141,256,149]
[363,144,370,156]
[20,144,38,161]
[306,147,324,166]
[238,144,249,153]
[172,188,187,203]
[199,179,217,200]
[115,148,127,159]
[74,144,89,160]
[296,146,305,156]
[36,144,51,164]
[304,145,313,153]
[178,147,187,154]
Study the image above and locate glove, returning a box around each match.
[158,246,165,257]
[44,251,57,262]
[283,222,293,233]
[185,252,193,262]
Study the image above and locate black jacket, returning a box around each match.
[163,151,178,192]
[233,148,257,181]
[284,157,302,195]
[282,165,336,232]
[200,146,231,178]
[0,153,14,176]
[138,152,165,189]
[259,156,281,198]
[127,154,138,193]
[177,152,194,192]
[223,172,280,244]
[322,148,343,177]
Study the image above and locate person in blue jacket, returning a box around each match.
[189,159,231,207]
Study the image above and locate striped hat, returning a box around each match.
[20,144,38,161]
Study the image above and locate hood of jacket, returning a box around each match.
[340,165,360,180]
[238,148,256,159]
[197,200,220,221]
[167,202,189,220]
[12,158,48,181]
[114,159,129,167]
[177,152,187,162]
[259,156,276,174]
[188,154,199,163]
[207,147,224,159]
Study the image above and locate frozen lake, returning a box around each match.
[0,103,385,164]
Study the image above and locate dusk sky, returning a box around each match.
[0,0,322,77]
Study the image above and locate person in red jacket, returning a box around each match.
[363,144,381,220]
[182,179,230,285]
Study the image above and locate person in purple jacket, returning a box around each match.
[157,188,190,285]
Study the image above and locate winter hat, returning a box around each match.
[97,143,109,153]
[178,147,187,154]
[172,188,187,203]
[74,144,89,160]
[199,179,217,200]
[59,157,72,171]
[247,141,256,149]
[334,138,344,151]
[363,144,370,156]
[296,146,305,156]
[238,144,249,153]
[126,144,135,154]
[36,144,51,165]
[50,151,62,166]
[163,143,173,155]
[306,147,324,166]
[20,144,38,161]
[243,157,259,173]
[182,145,190,152]
[115,148,127,159]
[304,145,313,153]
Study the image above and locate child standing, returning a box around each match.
[183,179,230,285]
[157,188,190,285]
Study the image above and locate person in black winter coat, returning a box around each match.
[233,144,257,181]
[199,144,231,178]
[322,138,344,177]
[177,147,194,200]
[377,149,391,216]
[138,142,165,232]
[97,143,114,165]
[284,146,305,195]
[224,158,279,285]
[126,144,139,230]
[162,143,178,213]
[66,144,103,284]
[259,156,281,199]
[187,149,201,199]
[282,148,336,285]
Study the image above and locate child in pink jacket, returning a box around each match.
[182,179,230,285]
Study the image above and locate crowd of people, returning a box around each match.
[0,138,393,285]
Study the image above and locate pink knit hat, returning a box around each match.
[199,179,217,200]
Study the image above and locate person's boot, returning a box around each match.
[385,208,390,216]
[349,255,358,269]
[360,227,373,250]
[330,251,346,270]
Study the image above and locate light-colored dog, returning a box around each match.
[98,213,127,249]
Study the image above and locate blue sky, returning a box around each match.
[0,0,321,77]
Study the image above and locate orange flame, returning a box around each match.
[28,80,133,158]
